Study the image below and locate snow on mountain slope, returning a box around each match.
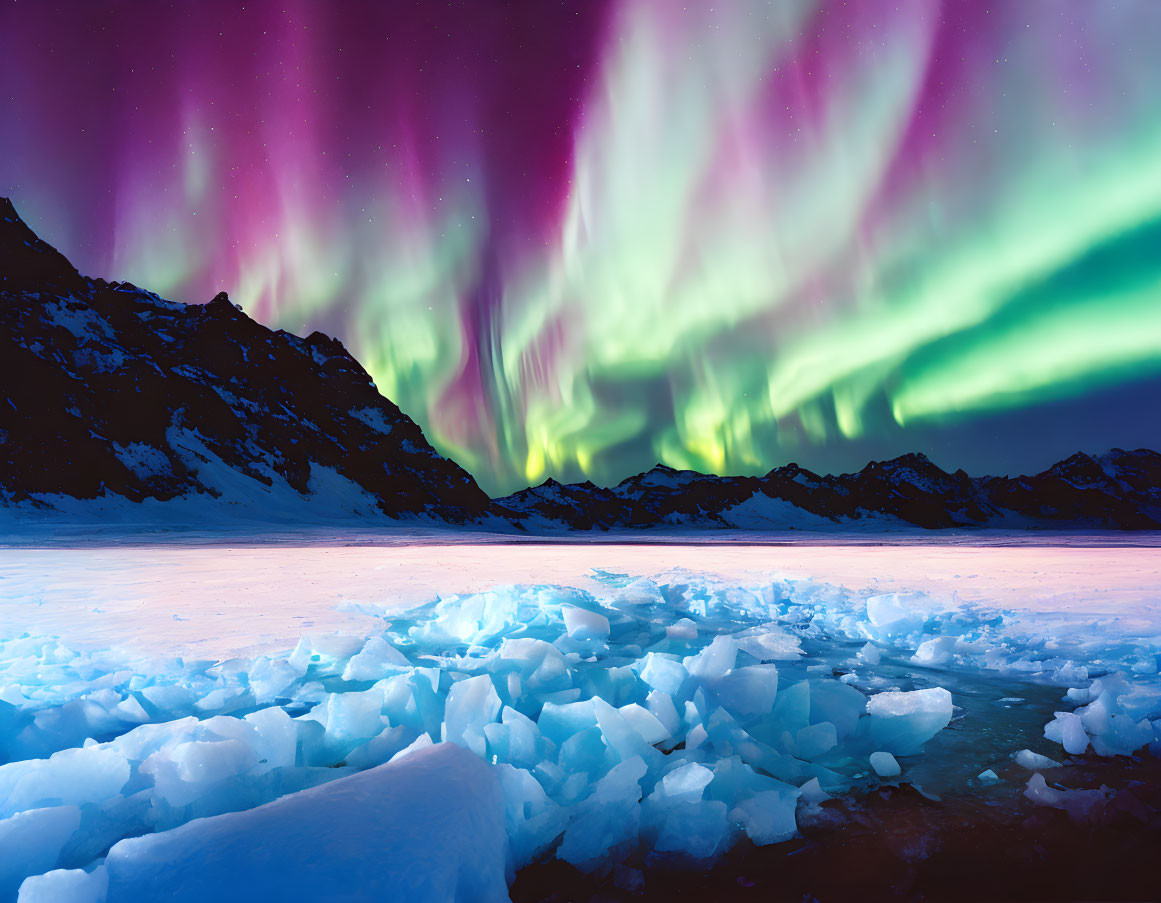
[497,450,1161,532]
[0,198,492,524]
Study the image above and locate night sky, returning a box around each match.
[3,0,1160,494]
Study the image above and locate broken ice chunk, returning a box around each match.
[712,664,779,717]
[560,726,608,777]
[809,680,866,740]
[341,636,410,681]
[442,675,501,757]
[865,687,953,756]
[795,722,837,760]
[289,634,364,672]
[864,593,929,639]
[97,743,510,902]
[557,757,647,870]
[730,788,799,845]
[0,805,81,899]
[617,703,670,746]
[495,763,568,869]
[656,762,715,803]
[305,686,386,755]
[612,578,665,608]
[562,605,611,642]
[770,679,811,735]
[911,636,957,667]
[489,707,541,768]
[538,699,598,745]
[246,657,303,703]
[346,725,420,770]
[736,626,803,662]
[1024,773,1107,823]
[594,698,658,764]
[1044,711,1090,755]
[171,737,259,790]
[496,638,569,692]
[665,618,698,641]
[17,866,107,903]
[388,732,434,763]
[684,636,739,680]
[644,690,681,737]
[0,746,130,818]
[635,653,688,696]
[1014,748,1061,770]
[869,751,901,777]
[797,777,828,804]
[650,799,730,861]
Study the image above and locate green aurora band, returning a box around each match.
[4,0,1161,493]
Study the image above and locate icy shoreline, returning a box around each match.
[3,566,1159,900]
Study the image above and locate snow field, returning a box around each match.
[2,568,1159,900]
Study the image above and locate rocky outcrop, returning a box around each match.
[496,450,1161,530]
[0,198,492,522]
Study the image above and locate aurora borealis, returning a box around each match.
[4,1,1161,495]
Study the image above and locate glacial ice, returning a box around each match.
[17,743,509,903]
[1014,748,1060,770]
[869,751,901,777]
[865,687,954,756]
[1024,773,1109,823]
[1,567,1159,900]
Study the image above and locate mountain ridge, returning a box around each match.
[0,198,493,523]
[2,196,1159,531]
[492,448,1161,531]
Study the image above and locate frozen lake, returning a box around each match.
[2,532,1160,659]
[2,531,1159,900]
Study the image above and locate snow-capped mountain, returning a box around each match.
[495,450,1161,530]
[0,198,492,522]
[3,195,1159,532]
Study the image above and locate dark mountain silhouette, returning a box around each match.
[494,449,1161,530]
[0,198,492,522]
[2,196,1158,531]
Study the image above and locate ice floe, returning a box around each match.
[0,569,1158,900]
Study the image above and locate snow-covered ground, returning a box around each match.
[3,537,1158,659]
[1,535,1160,901]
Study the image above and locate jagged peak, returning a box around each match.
[873,451,935,469]
[1103,447,1161,464]
[303,330,359,364]
[614,463,688,489]
[1046,451,1101,476]
[0,197,85,294]
[200,290,247,317]
[764,461,810,478]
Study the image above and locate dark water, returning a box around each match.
[512,663,1160,902]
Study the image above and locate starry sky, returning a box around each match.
[3,0,1161,495]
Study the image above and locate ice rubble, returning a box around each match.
[1,570,1159,900]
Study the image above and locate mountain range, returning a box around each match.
[2,196,1158,531]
